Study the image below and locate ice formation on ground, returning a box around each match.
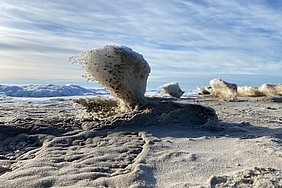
[70,45,219,130]
[210,78,238,101]
[161,82,184,98]
[73,97,219,131]
[0,84,103,97]
[237,86,265,97]
[198,83,282,98]
[197,86,212,95]
[70,45,151,112]
[259,83,282,97]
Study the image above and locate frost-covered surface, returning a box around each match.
[0,84,197,99]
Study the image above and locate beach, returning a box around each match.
[1,95,282,187]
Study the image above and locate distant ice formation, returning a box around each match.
[199,79,282,98]
[258,83,282,96]
[0,84,197,99]
[197,86,212,95]
[237,84,282,97]
[209,78,238,101]
[161,82,184,98]
[237,86,264,97]
[0,84,106,97]
[70,45,151,112]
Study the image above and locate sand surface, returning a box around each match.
[1,96,282,187]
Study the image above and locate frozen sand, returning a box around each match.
[1,96,282,187]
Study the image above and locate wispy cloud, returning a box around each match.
[0,0,282,88]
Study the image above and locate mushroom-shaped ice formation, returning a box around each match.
[161,82,184,98]
[209,78,238,101]
[70,45,151,112]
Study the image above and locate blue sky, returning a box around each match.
[0,0,282,89]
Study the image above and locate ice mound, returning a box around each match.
[70,45,151,112]
[73,97,219,131]
[259,83,282,96]
[161,82,184,98]
[237,86,265,97]
[237,84,282,97]
[197,86,212,95]
[210,78,238,101]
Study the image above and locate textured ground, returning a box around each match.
[0,96,282,187]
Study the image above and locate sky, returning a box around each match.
[0,0,282,89]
